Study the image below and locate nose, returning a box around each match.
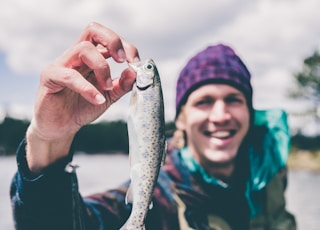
[208,100,231,123]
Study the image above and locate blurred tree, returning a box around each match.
[291,132,320,151]
[288,50,320,134]
[0,117,29,155]
[73,121,129,154]
[165,121,176,137]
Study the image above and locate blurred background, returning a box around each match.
[1,0,320,229]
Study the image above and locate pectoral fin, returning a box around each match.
[125,184,133,205]
[149,201,153,210]
[125,164,140,205]
[161,141,167,166]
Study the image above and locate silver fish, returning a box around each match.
[120,59,166,230]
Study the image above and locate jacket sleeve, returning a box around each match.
[10,139,130,230]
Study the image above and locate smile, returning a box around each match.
[203,130,236,139]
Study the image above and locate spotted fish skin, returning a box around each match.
[120,59,166,230]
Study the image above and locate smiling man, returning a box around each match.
[171,44,296,229]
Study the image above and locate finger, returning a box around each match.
[56,41,113,90]
[42,65,106,105]
[118,68,136,92]
[108,68,136,103]
[121,37,140,63]
[76,22,140,63]
[77,41,113,90]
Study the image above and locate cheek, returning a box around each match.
[184,113,206,132]
[244,109,251,128]
[234,108,250,133]
[185,107,208,121]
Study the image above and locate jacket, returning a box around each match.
[10,109,296,229]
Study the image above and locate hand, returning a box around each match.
[26,22,139,172]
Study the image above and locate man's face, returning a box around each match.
[176,84,250,170]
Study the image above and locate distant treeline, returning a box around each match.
[291,134,320,152]
[0,116,319,156]
[0,117,29,155]
[0,116,176,156]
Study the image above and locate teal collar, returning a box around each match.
[180,147,229,188]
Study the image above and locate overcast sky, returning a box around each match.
[0,0,319,133]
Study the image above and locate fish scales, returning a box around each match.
[120,59,166,230]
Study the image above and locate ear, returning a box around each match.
[175,110,186,131]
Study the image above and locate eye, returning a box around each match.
[145,64,154,70]
[194,97,213,106]
[225,96,245,104]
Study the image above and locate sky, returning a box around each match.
[0,0,320,134]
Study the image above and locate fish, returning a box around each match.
[120,59,166,230]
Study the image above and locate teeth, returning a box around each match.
[204,130,232,138]
[212,131,230,138]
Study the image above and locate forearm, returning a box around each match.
[10,140,90,230]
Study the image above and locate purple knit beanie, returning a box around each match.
[175,44,253,118]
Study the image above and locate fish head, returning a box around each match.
[129,59,159,90]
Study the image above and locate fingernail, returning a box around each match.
[133,56,140,63]
[105,78,113,90]
[95,94,106,104]
[117,49,126,62]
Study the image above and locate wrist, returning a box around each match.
[25,124,75,173]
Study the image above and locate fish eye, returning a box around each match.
[145,64,154,70]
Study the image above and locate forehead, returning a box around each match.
[188,84,244,100]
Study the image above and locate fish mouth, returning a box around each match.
[136,84,152,91]
[203,130,236,139]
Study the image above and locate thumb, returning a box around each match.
[119,68,136,92]
[108,68,136,102]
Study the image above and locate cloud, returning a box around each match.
[0,0,319,128]
[0,0,250,73]
[216,0,320,62]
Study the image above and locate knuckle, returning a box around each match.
[86,22,100,31]
[79,82,97,97]
[40,64,58,81]
[95,60,109,70]
[110,35,121,44]
[59,68,76,84]
[77,41,94,51]
[62,73,73,83]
